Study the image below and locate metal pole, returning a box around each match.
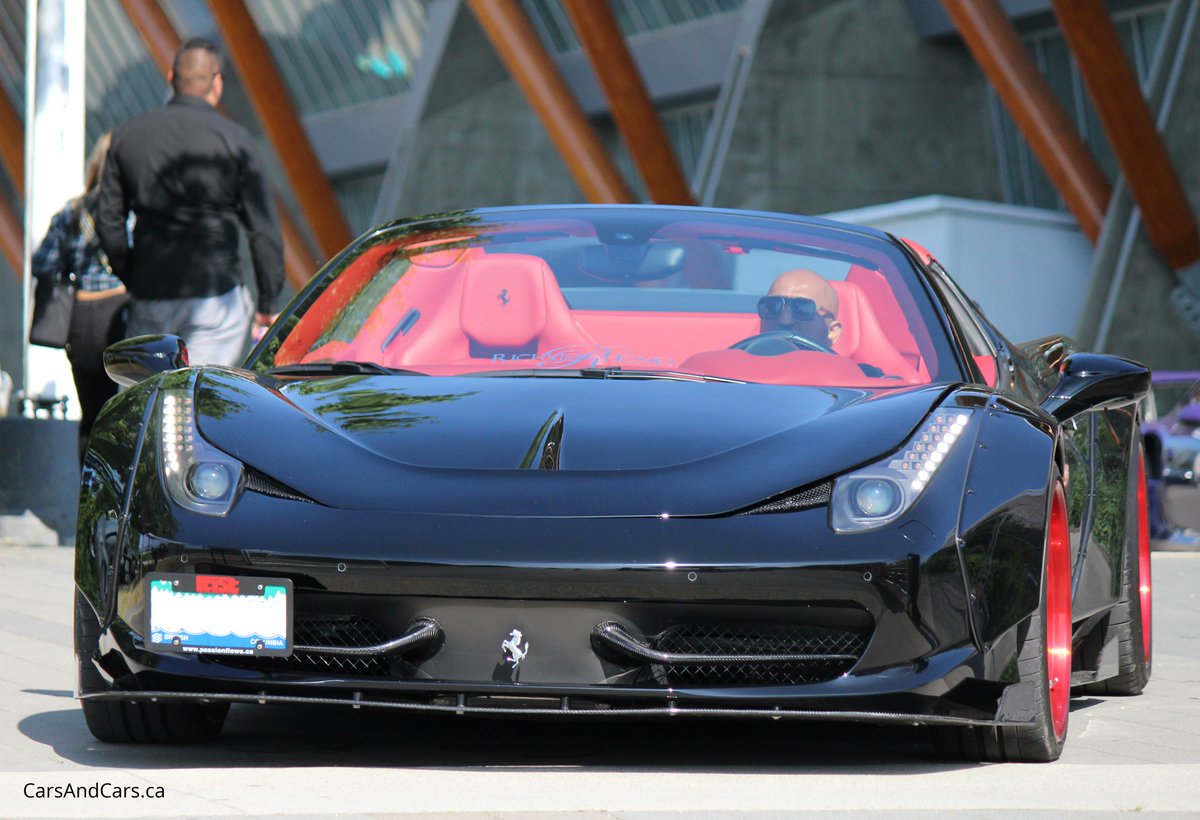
[23,0,87,413]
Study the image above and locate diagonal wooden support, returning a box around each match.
[0,88,23,280]
[1,194,21,278]
[119,0,326,291]
[561,0,694,205]
[0,90,24,201]
[941,0,1111,243]
[467,0,634,203]
[1051,0,1199,270]
[208,0,354,262]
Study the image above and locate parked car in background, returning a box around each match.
[76,205,1152,762]
[1142,371,1200,545]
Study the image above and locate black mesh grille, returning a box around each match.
[215,615,392,677]
[737,482,832,515]
[648,623,868,686]
[244,469,316,504]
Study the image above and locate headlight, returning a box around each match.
[160,386,244,515]
[831,407,974,533]
[851,478,901,517]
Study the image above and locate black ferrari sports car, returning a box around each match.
[76,205,1152,762]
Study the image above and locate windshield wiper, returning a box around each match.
[463,367,744,384]
[267,361,425,377]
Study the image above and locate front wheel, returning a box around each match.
[935,479,1071,762]
[75,588,229,743]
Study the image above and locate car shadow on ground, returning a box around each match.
[21,701,1008,773]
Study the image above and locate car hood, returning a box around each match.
[194,370,950,516]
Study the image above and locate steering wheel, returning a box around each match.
[729,330,835,356]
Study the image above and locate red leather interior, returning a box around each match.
[459,253,594,353]
[384,251,595,365]
[829,280,920,380]
[282,246,932,386]
[570,311,758,368]
[974,354,998,386]
[679,349,909,387]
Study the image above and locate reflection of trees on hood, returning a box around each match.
[195,377,254,421]
[295,380,477,433]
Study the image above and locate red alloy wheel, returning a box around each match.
[1137,449,1153,663]
[1046,484,1072,740]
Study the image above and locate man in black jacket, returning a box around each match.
[96,37,284,366]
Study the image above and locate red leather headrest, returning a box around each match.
[830,280,919,380]
[459,254,555,347]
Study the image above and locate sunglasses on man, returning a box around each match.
[757,295,833,323]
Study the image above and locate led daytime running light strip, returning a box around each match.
[891,411,970,494]
[161,392,196,479]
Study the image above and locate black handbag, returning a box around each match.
[28,203,111,349]
[29,268,75,348]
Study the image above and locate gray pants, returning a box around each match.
[125,285,254,367]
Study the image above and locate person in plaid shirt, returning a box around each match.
[31,132,128,461]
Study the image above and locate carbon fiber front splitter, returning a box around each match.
[78,688,1034,728]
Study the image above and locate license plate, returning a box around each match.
[147,573,293,657]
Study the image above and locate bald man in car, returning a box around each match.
[757,268,844,348]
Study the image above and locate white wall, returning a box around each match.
[824,195,1094,343]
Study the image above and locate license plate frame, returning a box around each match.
[147,573,293,657]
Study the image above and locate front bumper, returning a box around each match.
[82,550,1033,728]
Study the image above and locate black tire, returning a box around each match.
[935,480,1071,762]
[75,587,229,743]
[1078,443,1152,696]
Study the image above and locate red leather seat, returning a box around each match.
[830,280,920,381]
[384,251,594,366]
[458,253,595,357]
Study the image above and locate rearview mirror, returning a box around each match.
[103,334,189,388]
[578,242,686,282]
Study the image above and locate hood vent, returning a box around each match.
[521,410,565,470]
[735,481,832,516]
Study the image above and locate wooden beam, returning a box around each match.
[466,0,634,203]
[561,0,694,205]
[0,87,22,280]
[941,0,1110,243]
[208,0,354,262]
[0,90,23,200]
[118,0,323,291]
[1,194,20,279]
[1051,0,1199,269]
[116,0,177,71]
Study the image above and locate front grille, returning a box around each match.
[736,482,832,515]
[244,469,317,504]
[216,615,393,677]
[648,623,868,686]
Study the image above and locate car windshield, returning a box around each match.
[251,208,962,387]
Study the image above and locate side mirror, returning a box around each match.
[1041,353,1150,422]
[103,334,189,388]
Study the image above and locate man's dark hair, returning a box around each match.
[171,37,223,96]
